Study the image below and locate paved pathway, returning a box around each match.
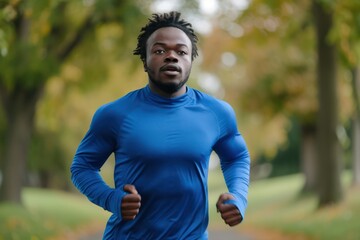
[79,229,253,240]
[209,229,253,240]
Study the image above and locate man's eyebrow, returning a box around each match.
[152,42,189,48]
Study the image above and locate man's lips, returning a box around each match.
[160,64,181,73]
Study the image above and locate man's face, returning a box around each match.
[145,27,192,97]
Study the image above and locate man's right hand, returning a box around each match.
[121,184,141,220]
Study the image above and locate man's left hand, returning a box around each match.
[216,193,242,227]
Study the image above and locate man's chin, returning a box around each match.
[158,83,182,94]
[150,79,185,94]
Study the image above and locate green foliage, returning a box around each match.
[0,1,63,90]
[256,119,301,177]
[237,0,317,120]
[331,0,360,67]
[0,0,146,92]
[212,0,358,161]
[0,0,147,195]
[0,42,59,90]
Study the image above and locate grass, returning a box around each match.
[208,169,360,240]
[241,172,360,240]
[0,188,110,240]
[0,171,359,239]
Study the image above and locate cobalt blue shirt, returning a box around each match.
[70,85,250,240]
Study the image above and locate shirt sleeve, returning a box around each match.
[213,102,250,220]
[70,105,126,219]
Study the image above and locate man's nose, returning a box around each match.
[165,51,178,62]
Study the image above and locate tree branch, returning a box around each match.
[56,14,94,61]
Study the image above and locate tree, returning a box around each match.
[351,68,360,185]
[206,0,352,205]
[331,0,360,186]
[313,0,343,205]
[212,0,320,189]
[0,0,144,204]
[195,0,316,163]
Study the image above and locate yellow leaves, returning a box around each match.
[6,217,24,230]
[96,23,124,52]
[39,22,51,36]
[338,70,355,121]
[61,64,83,83]
[10,0,21,5]
[242,113,290,160]
[31,11,51,43]
[281,2,295,16]
[331,0,360,67]
[24,7,33,18]
[4,217,39,240]
[46,77,65,97]
[36,63,83,132]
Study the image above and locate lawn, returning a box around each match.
[208,169,360,240]
[0,188,110,240]
[0,170,359,239]
[239,172,360,240]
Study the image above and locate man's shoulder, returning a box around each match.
[191,88,233,113]
[102,88,143,108]
[95,88,144,117]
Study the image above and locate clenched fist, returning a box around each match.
[216,193,242,227]
[121,184,141,220]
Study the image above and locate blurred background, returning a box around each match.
[0,0,359,239]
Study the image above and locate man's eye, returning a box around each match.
[178,51,187,55]
[154,50,165,54]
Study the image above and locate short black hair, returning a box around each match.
[133,11,198,63]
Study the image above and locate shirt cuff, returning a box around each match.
[224,197,247,221]
[105,187,127,220]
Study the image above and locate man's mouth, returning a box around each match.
[160,64,181,74]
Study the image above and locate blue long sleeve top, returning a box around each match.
[70,85,250,240]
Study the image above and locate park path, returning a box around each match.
[77,229,254,240]
[57,221,308,240]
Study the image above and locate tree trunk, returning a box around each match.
[39,170,52,189]
[0,86,43,204]
[300,123,317,193]
[353,116,360,186]
[313,0,343,206]
[352,67,360,186]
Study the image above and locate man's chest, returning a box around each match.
[116,106,219,160]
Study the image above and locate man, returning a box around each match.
[71,11,250,240]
